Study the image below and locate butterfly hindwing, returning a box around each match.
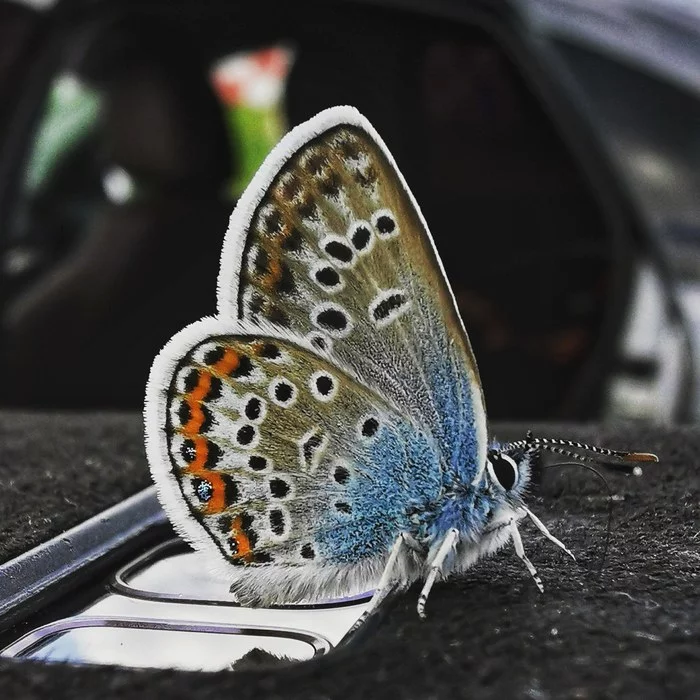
[218,107,487,480]
[148,320,443,589]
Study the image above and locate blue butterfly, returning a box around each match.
[144,107,656,623]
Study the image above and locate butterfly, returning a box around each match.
[144,106,657,624]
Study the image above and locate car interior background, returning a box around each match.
[1,0,694,421]
[0,0,697,696]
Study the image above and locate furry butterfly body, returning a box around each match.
[145,107,655,616]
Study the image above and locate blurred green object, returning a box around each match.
[227,104,286,197]
[24,74,101,195]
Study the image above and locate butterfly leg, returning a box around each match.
[509,518,545,593]
[344,532,414,637]
[416,528,460,619]
[523,507,576,561]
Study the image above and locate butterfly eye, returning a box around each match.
[486,452,519,491]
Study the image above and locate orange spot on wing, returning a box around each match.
[262,258,283,290]
[188,436,210,470]
[213,348,240,375]
[181,437,227,514]
[176,371,230,515]
[182,399,205,435]
[190,372,212,401]
[202,472,227,514]
[180,372,213,435]
[231,515,254,562]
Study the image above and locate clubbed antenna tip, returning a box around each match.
[622,452,659,463]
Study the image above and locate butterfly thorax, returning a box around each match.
[409,478,504,547]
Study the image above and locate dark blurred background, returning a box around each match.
[0,0,697,422]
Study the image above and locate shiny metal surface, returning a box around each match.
[0,536,372,671]
[113,539,372,609]
[0,487,166,622]
[3,615,330,671]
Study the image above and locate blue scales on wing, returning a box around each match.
[164,332,444,577]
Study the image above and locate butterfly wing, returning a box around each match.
[217,107,487,479]
[146,319,442,603]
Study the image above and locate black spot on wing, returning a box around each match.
[269,478,290,499]
[254,247,270,275]
[245,397,262,420]
[204,346,225,366]
[302,433,323,465]
[200,405,214,433]
[319,170,341,197]
[355,166,378,188]
[333,465,350,484]
[236,425,256,446]
[301,543,315,560]
[315,375,333,396]
[259,343,280,359]
[183,369,200,393]
[339,138,361,159]
[376,213,396,236]
[249,455,268,471]
[373,293,407,322]
[315,266,341,288]
[269,509,286,536]
[204,440,221,468]
[351,225,371,251]
[230,355,253,379]
[315,308,348,333]
[281,226,303,252]
[265,209,282,235]
[274,381,294,403]
[206,376,222,401]
[222,474,240,505]
[361,417,379,438]
[297,197,317,220]
[305,152,329,175]
[267,305,290,327]
[180,438,196,463]
[280,176,302,200]
[192,478,213,503]
[177,401,191,426]
[310,335,328,351]
[276,264,296,295]
[249,293,265,316]
[324,240,353,264]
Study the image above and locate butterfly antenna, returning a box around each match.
[503,433,658,475]
[542,461,614,574]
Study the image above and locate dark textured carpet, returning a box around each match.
[0,412,150,564]
[0,415,698,699]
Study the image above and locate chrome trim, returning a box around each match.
[112,539,373,610]
[0,487,166,621]
[1,614,332,659]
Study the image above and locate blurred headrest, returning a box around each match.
[78,16,232,190]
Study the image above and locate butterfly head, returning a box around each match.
[472,432,659,551]
[483,443,539,503]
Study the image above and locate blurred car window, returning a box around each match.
[0,1,686,423]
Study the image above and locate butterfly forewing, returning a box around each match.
[163,330,442,570]
[219,108,487,479]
